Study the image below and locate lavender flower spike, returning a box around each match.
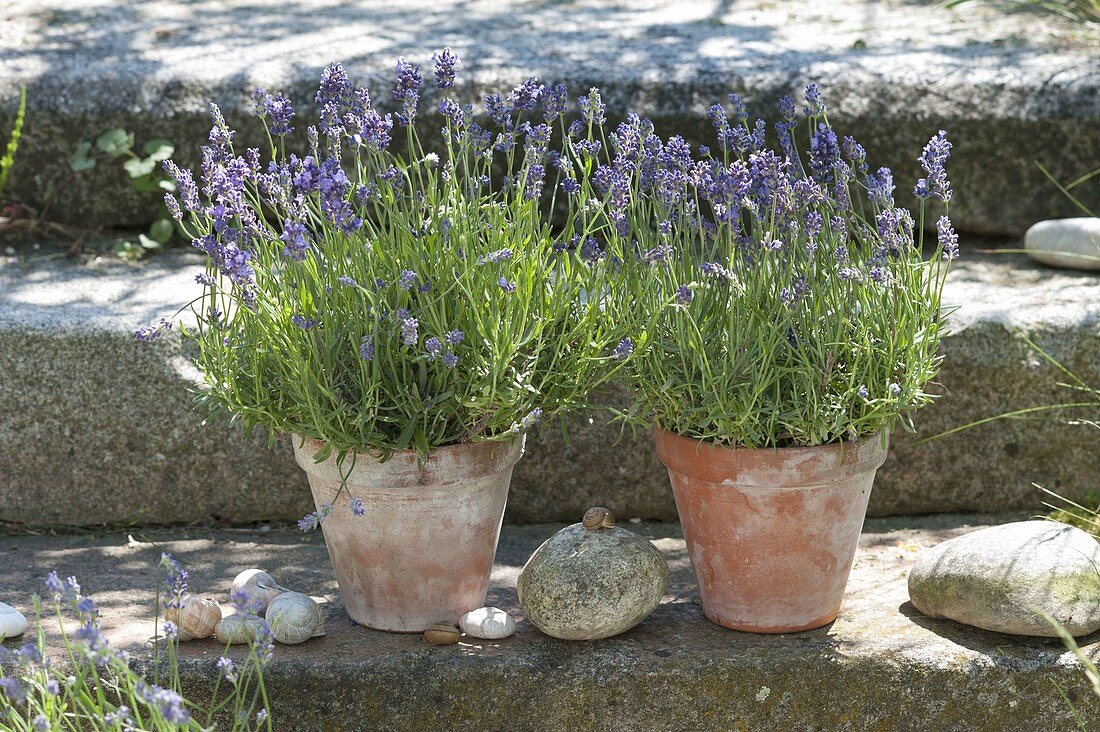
[432,48,460,90]
[914,130,952,203]
[937,215,959,260]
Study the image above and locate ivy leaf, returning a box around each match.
[142,139,174,162]
[148,218,174,244]
[131,174,162,193]
[138,234,164,251]
[123,156,157,179]
[95,129,134,157]
[70,142,97,172]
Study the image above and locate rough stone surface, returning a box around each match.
[1,1,1098,234]
[909,520,1100,638]
[1,515,1097,730]
[2,245,1100,526]
[1025,217,1100,270]
[517,522,667,640]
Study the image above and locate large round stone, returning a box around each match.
[1024,217,1100,271]
[908,520,1100,637]
[517,522,668,640]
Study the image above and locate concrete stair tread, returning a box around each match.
[1,515,1095,730]
[1,0,1098,232]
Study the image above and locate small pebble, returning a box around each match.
[1024,217,1100,271]
[423,622,461,645]
[459,607,516,640]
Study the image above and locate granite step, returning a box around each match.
[1,515,1096,731]
[0,0,1098,234]
[2,242,1099,527]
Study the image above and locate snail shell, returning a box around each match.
[423,622,461,645]
[230,569,290,616]
[214,612,266,645]
[164,595,221,642]
[582,507,616,531]
[265,592,325,645]
[0,601,27,640]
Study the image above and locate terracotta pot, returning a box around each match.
[654,429,888,633]
[292,435,524,633]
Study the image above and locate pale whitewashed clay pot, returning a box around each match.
[293,435,524,633]
[655,430,888,633]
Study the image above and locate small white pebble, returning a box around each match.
[459,607,516,640]
[628,517,642,524]
[755,686,771,702]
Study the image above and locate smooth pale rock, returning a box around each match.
[517,522,668,640]
[0,601,28,639]
[1024,217,1100,271]
[908,520,1100,637]
[459,607,516,640]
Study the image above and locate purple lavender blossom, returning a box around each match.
[44,570,66,600]
[350,498,366,517]
[857,385,869,398]
[135,317,173,343]
[509,78,544,111]
[804,83,826,117]
[612,338,634,360]
[0,678,26,705]
[542,83,568,122]
[867,167,895,208]
[254,89,295,135]
[675,284,693,306]
[809,123,840,184]
[216,656,237,682]
[890,383,902,396]
[442,352,459,368]
[937,215,959,260]
[359,334,375,361]
[316,62,352,106]
[525,164,545,200]
[137,682,191,725]
[393,58,423,124]
[162,161,200,211]
[477,249,512,265]
[33,715,48,731]
[297,503,331,532]
[432,48,460,90]
[338,275,358,287]
[401,317,419,346]
[498,276,517,293]
[292,315,318,330]
[445,329,464,346]
[512,407,543,433]
[914,130,952,202]
[281,221,311,261]
[578,88,606,126]
[164,193,182,221]
[160,553,188,609]
[398,270,417,290]
[425,337,443,359]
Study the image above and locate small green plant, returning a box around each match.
[0,556,274,730]
[0,87,27,200]
[71,129,178,258]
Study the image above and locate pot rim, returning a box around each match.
[653,428,888,488]
[290,433,526,486]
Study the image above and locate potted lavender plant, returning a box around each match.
[599,86,959,632]
[146,53,638,632]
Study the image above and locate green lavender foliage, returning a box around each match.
[166,64,641,460]
[613,102,955,447]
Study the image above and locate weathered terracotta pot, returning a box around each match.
[654,429,888,633]
[292,435,524,633]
